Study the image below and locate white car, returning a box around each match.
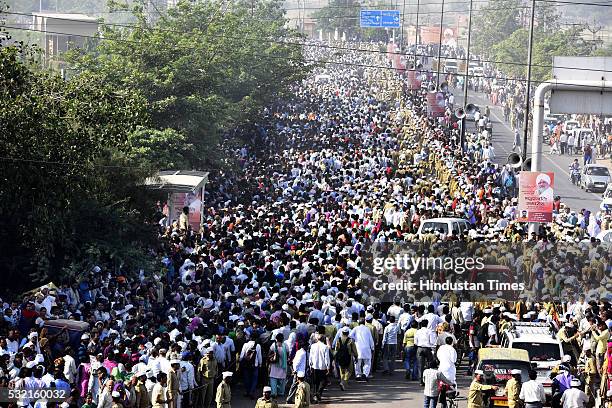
[596,229,612,243]
[417,217,471,238]
[501,322,564,400]
[580,164,611,192]
[600,185,612,211]
[564,120,580,133]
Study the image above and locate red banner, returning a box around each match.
[518,172,555,223]
[426,91,446,117]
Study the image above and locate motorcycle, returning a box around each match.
[569,166,581,185]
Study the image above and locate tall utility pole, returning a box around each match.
[460,0,473,152]
[412,0,420,65]
[435,0,445,88]
[400,0,406,51]
[522,0,536,161]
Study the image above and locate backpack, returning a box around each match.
[477,322,490,344]
[268,344,280,364]
[242,344,257,368]
[336,338,352,368]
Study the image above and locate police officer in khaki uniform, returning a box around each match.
[168,360,181,408]
[468,370,498,408]
[583,349,598,403]
[216,371,233,408]
[134,371,150,408]
[199,347,218,408]
[294,371,310,408]
[505,369,522,408]
[256,386,279,408]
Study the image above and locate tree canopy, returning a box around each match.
[69,0,309,168]
[0,0,310,291]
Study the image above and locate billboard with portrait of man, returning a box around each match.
[518,171,555,222]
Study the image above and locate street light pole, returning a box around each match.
[522,0,536,162]
[460,0,473,151]
[413,0,420,64]
[400,0,406,51]
[435,0,445,89]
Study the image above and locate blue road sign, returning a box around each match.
[360,10,382,28]
[381,10,400,28]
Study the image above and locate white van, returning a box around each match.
[501,322,564,399]
[417,217,471,238]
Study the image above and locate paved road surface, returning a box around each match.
[453,87,603,213]
[231,363,473,408]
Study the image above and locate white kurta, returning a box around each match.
[350,325,374,359]
[436,344,457,384]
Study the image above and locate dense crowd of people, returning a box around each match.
[0,41,611,408]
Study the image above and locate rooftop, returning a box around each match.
[32,12,98,22]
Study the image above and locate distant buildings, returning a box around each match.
[31,12,98,68]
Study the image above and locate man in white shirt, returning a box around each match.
[158,349,171,374]
[519,370,546,408]
[436,337,457,385]
[62,349,77,385]
[414,320,436,386]
[382,316,399,375]
[286,342,308,404]
[350,318,375,381]
[309,334,331,402]
[422,305,442,331]
[239,337,262,398]
[560,378,587,408]
[179,355,196,407]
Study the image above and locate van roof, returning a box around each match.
[504,322,559,344]
[422,217,468,223]
[478,347,530,362]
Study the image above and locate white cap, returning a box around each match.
[474,370,484,375]
[562,355,571,363]
[570,378,581,387]
[297,371,306,378]
[222,371,233,379]
[510,369,521,375]
[263,386,272,392]
[112,391,121,398]
[81,333,90,340]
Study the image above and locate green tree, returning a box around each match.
[69,0,309,168]
[0,40,175,291]
[491,26,594,81]
[472,0,522,57]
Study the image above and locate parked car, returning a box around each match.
[596,229,612,243]
[563,120,580,134]
[465,105,481,121]
[580,164,611,192]
[600,184,612,210]
[417,217,471,238]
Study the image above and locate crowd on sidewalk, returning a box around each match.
[0,42,611,408]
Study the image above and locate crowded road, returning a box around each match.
[454,89,603,213]
[1,41,611,408]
